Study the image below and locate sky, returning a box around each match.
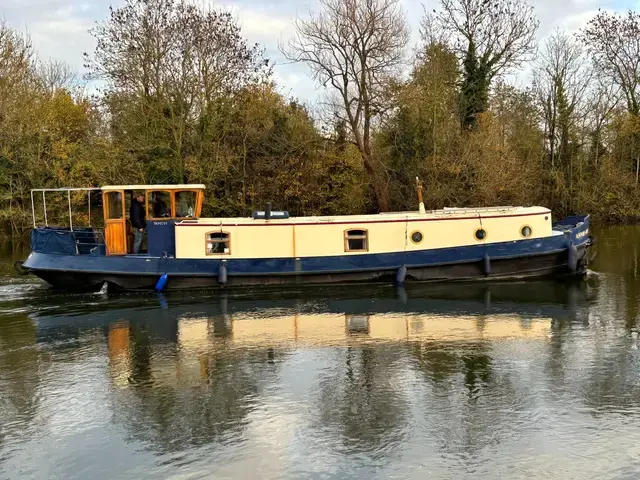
[1,0,636,107]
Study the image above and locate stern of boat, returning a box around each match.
[553,214,595,270]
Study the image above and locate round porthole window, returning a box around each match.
[411,231,423,244]
[474,228,487,241]
[521,225,532,238]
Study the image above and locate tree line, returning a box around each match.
[2,0,640,236]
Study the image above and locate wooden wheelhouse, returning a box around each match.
[101,184,205,255]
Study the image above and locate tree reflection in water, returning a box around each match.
[108,313,287,453]
[0,312,41,452]
[312,344,410,455]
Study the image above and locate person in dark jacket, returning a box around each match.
[130,193,146,254]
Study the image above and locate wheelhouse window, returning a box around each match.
[149,191,171,219]
[175,191,196,218]
[345,229,368,252]
[106,191,123,219]
[206,232,230,255]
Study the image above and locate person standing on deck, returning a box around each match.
[130,193,146,254]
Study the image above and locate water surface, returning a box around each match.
[2,226,640,479]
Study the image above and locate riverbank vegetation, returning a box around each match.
[2,0,640,236]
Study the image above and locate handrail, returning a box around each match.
[434,206,517,215]
[30,187,101,230]
[30,188,102,192]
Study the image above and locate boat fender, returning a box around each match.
[218,263,228,285]
[397,285,408,304]
[155,273,168,292]
[484,289,491,309]
[13,260,29,276]
[568,243,579,272]
[483,253,491,276]
[156,293,168,309]
[396,265,407,285]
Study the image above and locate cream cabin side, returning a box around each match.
[170,313,553,351]
[174,206,553,260]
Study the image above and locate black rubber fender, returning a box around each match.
[13,260,30,275]
[568,243,579,272]
[483,253,491,276]
[218,262,228,285]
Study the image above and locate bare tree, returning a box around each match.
[426,0,539,128]
[587,79,620,166]
[580,10,640,180]
[38,59,78,94]
[0,21,35,109]
[580,10,640,116]
[533,30,592,169]
[283,0,410,211]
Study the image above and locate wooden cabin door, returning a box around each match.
[104,190,127,255]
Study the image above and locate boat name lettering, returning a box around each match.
[153,221,168,226]
[576,229,589,239]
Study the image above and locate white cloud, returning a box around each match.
[29,16,94,63]
[226,4,290,40]
[4,1,100,75]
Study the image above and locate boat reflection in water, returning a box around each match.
[29,279,596,391]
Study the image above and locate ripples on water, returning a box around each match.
[2,226,640,479]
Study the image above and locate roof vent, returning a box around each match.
[252,210,289,220]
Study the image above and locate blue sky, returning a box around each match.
[2,0,637,106]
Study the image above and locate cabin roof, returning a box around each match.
[181,205,551,226]
[102,184,206,191]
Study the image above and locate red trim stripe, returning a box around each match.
[176,211,550,228]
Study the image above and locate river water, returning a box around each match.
[1,226,640,479]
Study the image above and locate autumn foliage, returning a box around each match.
[2,0,640,236]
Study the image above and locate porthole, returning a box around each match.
[521,225,532,238]
[474,228,487,241]
[411,231,423,244]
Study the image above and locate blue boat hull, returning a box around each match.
[23,216,594,291]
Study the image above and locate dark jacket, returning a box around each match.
[130,199,146,229]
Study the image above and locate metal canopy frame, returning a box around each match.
[30,188,102,230]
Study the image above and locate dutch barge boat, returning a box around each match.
[21,182,594,291]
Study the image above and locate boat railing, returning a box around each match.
[30,187,102,229]
[433,206,517,215]
[29,187,110,255]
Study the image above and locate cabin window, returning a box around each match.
[346,315,370,334]
[474,228,487,241]
[206,232,230,255]
[106,191,123,219]
[175,191,197,218]
[149,191,171,218]
[411,231,423,244]
[345,229,368,252]
[521,225,532,238]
